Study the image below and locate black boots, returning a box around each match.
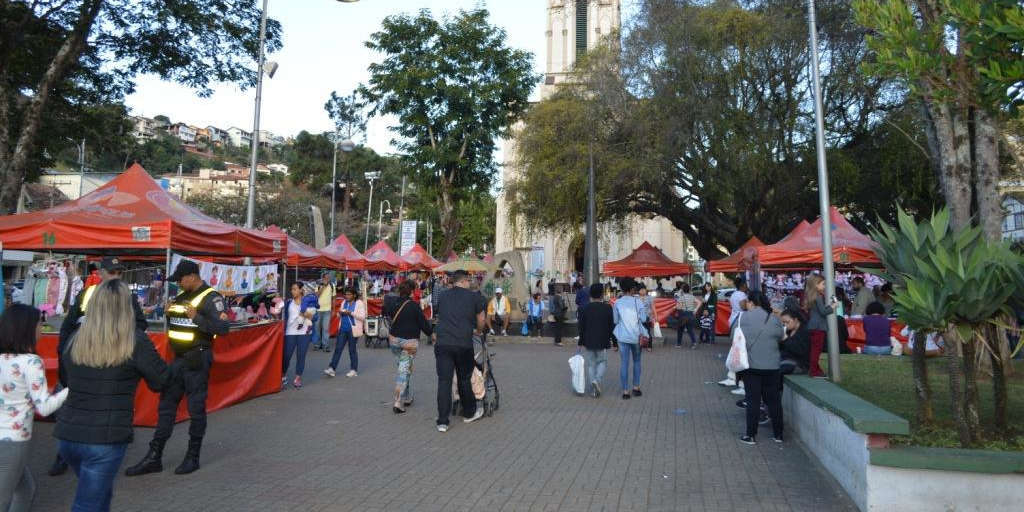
[173,437,202,475]
[48,454,69,476]
[124,440,165,476]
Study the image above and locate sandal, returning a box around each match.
[392,403,406,414]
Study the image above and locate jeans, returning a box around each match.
[330,330,359,371]
[699,327,713,344]
[583,349,607,384]
[283,334,312,377]
[863,345,892,356]
[0,440,34,512]
[619,342,642,391]
[435,344,476,425]
[58,440,128,512]
[742,369,783,439]
[675,311,697,346]
[314,312,332,347]
[391,337,417,402]
[527,315,543,336]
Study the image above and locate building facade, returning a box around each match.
[227,127,252,148]
[495,0,694,281]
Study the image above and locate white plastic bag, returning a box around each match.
[726,325,750,373]
[569,354,586,394]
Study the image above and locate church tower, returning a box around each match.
[542,0,621,98]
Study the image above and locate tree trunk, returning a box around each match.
[911,331,934,424]
[0,0,104,212]
[944,329,971,447]
[926,101,972,230]
[973,109,1002,242]
[437,172,461,256]
[961,332,981,445]
[990,325,1008,431]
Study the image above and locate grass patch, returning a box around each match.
[824,354,1024,451]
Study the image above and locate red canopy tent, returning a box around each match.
[707,236,765,273]
[445,250,459,263]
[402,243,441,271]
[602,242,693,277]
[0,164,286,257]
[742,207,880,268]
[265,226,340,268]
[363,240,403,271]
[321,234,367,270]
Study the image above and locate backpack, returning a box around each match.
[549,294,566,318]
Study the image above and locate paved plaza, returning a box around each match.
[32,336,855,512]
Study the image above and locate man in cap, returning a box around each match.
[50,256,148,476]
[486,287,510,336]
[432,270,487,432]
[126,259,229,477]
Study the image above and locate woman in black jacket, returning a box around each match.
[577,284,614,398]
[386,279,433,413]
[779,309,811,374]
[56,280,171,512]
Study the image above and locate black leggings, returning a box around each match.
[741,369,783,439]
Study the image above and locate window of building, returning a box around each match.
[576,0,588,57]
[1015,212,1024,230]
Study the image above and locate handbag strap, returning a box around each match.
[391,298,411,325]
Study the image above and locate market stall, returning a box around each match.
[401,243,442,271]
[320,234,367,270]
[741,207,881,268]
[0,164,288,425]
[267,225,342,269]
[602,241,694,277]
[363,240,403,271]
[707,236,764,273]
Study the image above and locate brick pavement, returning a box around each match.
[31,334,855,512]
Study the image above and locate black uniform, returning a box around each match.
[153,283,229,443]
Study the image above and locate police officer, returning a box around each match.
[49,256,148,477]
[125,260,229,476]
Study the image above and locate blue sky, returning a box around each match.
[125,0,549,155]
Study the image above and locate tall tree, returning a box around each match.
[324,90,367,227]
[359,8,536,255]
[0,0,282,210]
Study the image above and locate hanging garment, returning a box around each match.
[68,276,84,306]
[33,272,49,307]
[55,266,68,315]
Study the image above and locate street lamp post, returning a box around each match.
[377,199,393,240]
[363,171,380,250]
[330,131,355,240]
[807,0,840,382]
[584,140,598,285]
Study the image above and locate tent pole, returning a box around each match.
[163,248,172,314]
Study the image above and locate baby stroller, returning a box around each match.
[452,335,500,417]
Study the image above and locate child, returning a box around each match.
[699,309,714,344]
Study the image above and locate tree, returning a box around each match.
[187,184,328,247]
[507,0,901,259]
[324,91,368,225]
[359,8,536,256]
[0,0,282,211]
[854,0,1024,240]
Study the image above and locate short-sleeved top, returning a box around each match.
[677,293,698,312]
[435,287,486,348]
[862,315,891,347]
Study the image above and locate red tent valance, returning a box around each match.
[742,208,880,268]
[707,236,765,273]
[266,226,340,269]
[320,234,367,270]
[401,243,441,270]
[0,164,286,257]
[602,242,693,277]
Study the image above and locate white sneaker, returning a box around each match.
[345,370,358,378]
[717,378,736,387]
[501,330,507,336]
[323,368,336,378]
[437,424,448,433]
[488,328,495,335]
[731,387,746,396]
[463,407,485,423]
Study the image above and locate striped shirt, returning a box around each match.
[676,293,698,312]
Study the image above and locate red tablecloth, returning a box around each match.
[40,322,283,427]
[712,300,907,349]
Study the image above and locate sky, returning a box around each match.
[125,0,550,156]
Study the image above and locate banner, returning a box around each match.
[399,220,417,255]
[170,254,277,295]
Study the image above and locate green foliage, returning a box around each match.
[187,183,326,247]
[324,91,367,142]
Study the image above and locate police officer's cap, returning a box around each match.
[100,256,125,273]
[168,260,201,282]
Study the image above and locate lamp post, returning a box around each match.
[807,0,840,382]
[377,199,393,240]
[330,130,355,239]
[584,140,598,285]
[363,171,380,250]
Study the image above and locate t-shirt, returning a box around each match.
[677,293,698,312]
[286,300,308,336]
[728,290,748,326]
[862,315,892,347]
[317,284,334,312]
[435,287,486,348]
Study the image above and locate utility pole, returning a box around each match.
[177,163,184,202]
[77,139,86,199]
[244,0,269,229]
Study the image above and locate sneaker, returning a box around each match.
[731,388,746,396]
[632,388,642,397]
[690,344,697,349]
[772,437,784,443]
[281,376,287,388]
[592,382,602,398]
[437,424,448,433]
[501,330,507,336]
[759,413,770,425]
[323,368,336,378]
[488,328,495,335]
[739,435,756,445]
[345,370,358,378]
[735,399,747,409]
[717,378,736,387]
[463,407,485,423]
[622,393,631,400]
[293,376,303,389]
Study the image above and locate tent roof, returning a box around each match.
[0,164,286,257]
[707,236,765,273]
[742,207,880,268]
[363,240,403,271]
[266,226,340,268]
[401,243,441,270]
[602,241,693,277]
[320,234,367,270]
[445,250,459,263]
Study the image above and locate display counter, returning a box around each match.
[39,321,283,426]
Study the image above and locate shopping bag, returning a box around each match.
[651,321,663,340]
[521,320,529,336]
[725,325,750,373]
[569,354,586,394]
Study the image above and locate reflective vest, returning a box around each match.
[79,285,98,312]
[166,286,218,354]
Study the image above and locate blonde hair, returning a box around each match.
[69,279,136,367]
[803,274,824,310]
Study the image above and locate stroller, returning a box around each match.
[452,335,500,418]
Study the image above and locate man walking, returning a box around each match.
[578,284,614,398]
[313,272,335,351]
[675,284,701,348]
[549,287,568,347]
[126,260,229,476]
[574,275,590,326]
[433,270,487,432]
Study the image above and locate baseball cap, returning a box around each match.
[495,287,503,293]
[168,260,201,282]
[100,256,125,273]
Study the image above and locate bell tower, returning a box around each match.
[543,0,621,98]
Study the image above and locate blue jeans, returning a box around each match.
[863,345,892,356]
[330,330,359,371]
[313,312,331,347]
[676,311,697,346]
[58,440,128,512]
[283,334,312,377]
[619,342,642,391]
